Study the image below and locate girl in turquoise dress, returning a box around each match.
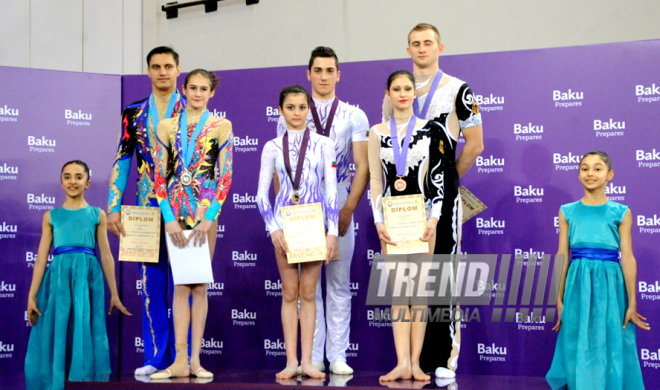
[25,160,131,390]
[547,151,650,390]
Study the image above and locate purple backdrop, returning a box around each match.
[2,39,660,382]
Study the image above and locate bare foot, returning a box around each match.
[411,366,430,381]
[276,365,298,379]
[301,362,326,379]
[379,365,412,382]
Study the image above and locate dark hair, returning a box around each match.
[580,150,612,171]
[184,69,220,91]
[279,85,310,108]
[387,70,415,90]
[146,46,180,66]
[61,160,90,180]
[308,46,339,71]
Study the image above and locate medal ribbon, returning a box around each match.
[179,109,210,170]
[309,97,339,137]
[149,90,179,132]
[412,70,443,119]
[389,116,417,177]
[283,128,311,195]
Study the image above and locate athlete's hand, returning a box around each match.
[420,217,438,242]
[107,211,125,238]
[623,305,650,331]
[166,221,186,249]
[195,206,208,222]
[108,295,132,316]
[338,206,354,237]
[552,301,563,332]
[376,222,396,246]
[271,230,289,256]
[27,296,41,326]
[188,219,212,247]
[325,235,339,264]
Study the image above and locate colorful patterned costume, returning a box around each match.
[275,98,368,364]
[154,114,233,227]
[108,91,185,369]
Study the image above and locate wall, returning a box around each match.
[143,0,660,72]
[0,0,141,74]
[2,1,660,75]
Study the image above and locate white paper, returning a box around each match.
[165,230,214,285]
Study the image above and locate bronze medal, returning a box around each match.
[291,192,301,205]
[394,177,407,192]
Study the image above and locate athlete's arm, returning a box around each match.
[322,138,339,237]
[154,121,184,248]
[552,209,570,332]
[107,108,136,237]
[339,109,370,236]
[27,211,53,326]
[203,120,233,222]
[257,141,280,235]
[455,83,484,177]
[368,125,385,224]
[456,125,483,177]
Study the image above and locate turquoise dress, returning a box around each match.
[25,206,111,390]
[546,200,645,390]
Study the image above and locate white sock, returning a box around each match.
[329,361,353,375]
[435,367,456,378]
[135,365,158,376]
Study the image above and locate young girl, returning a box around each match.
[25,160,131,390]
[256,85,339,379]
[151,69,233,379]
[369,70,449,382]
[547,151,649,390]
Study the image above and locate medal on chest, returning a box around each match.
[283,128,311,205]
[309,97,339,137]
[413,70,443,119]
[389,116,417,193]
[179,109,210,186]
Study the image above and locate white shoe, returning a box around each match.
[135,365,157,376]
[435,367,456,379]
[296,361,326,375]
[329,361,353,375]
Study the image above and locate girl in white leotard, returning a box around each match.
[257,85,339,380]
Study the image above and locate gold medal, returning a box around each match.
[291,192,301,205]
[180,170,193,186]
[394,177,407,192]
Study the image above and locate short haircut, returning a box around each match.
[308,46,339,71]
[146,46,180,66]
[279,85,310,108]
[387,70,415,90]
[184,69,220,91]
[408,23,441,45]
[61,160,90,180]
[580,150,613,171]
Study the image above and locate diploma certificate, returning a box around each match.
[281,203,327,264]
[383,194,428,255]
[459,186,487,223]
[119,206,160,263]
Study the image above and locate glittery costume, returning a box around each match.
[276,97,368,364]
[107,91,185,369]
[257,128,339,239]
[154,114,233,227]
[384,74,482,374]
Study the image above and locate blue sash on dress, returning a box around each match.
[53,246,96,256]
[571,247,619,262]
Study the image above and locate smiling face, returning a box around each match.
[407,29,444,69]
[280,93,309,130]
[61,163,89,198]
[183,74,215,111]
[307,57,340,99]
[579,154,614,191]
[147,53,181,93]
[386,75,417,112]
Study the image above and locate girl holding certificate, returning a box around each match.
[152,69,233,379]
[25,160,131,390]
[256,85,339,379]
[369,70,453,382]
